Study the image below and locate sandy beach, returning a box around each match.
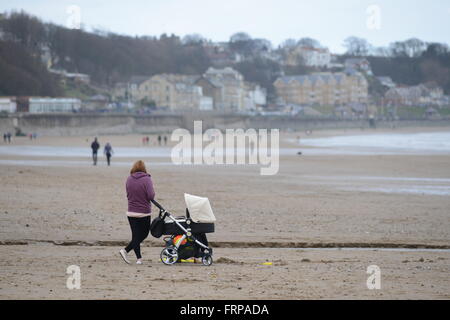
[0,127,449,299]
[1,245,449,300]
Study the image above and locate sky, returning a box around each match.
[1,0,449,53]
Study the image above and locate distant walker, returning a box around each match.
[91,137,100,166]
[104,142,114,166]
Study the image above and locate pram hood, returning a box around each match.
[184,193,216,223]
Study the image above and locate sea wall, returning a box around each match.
[0,113,183,136]
[0,113,449,136]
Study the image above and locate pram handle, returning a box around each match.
[151,199,165,211]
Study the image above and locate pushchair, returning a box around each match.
[151,194,216,266]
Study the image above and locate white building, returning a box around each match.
[286,47,332,67]
[0,97,17,113]
[65,72,90,84]
[29,98,81,113]
[345,58,373,75]
[300,47,331,67]
[49,69,91,84]
[377,76,396,88]
[243,84,267,111]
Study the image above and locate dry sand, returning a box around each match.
[0,127,449,299]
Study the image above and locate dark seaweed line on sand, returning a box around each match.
[0,239,449,250]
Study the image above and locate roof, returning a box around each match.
[345,58,370,64]
[205,67,242,77]
[275,72,347,85]
[89,94,109,101]
[152,74,200,85]
[296,46,329,53]
[377,76,393,82]
[129,75,151,85]
[195,76,221,88]
[208,78,225,87]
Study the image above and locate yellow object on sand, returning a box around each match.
[262,262,273,266]
[158,258,195,263]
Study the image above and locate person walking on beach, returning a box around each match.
[164,135,167,146]
[119,160,155,265]
[157,135,162,146]
[3,133,6,143]
[91,137,100,166]
[104,142,113,166]
[6,132,11,143]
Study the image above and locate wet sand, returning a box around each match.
[0,127,450,299]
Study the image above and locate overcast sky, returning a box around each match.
[1,0,449,53]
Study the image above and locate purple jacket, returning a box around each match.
[126,172,155,214]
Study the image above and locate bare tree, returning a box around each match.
[182,33,206,45]
[404,38,427,57]
[343,36,372,56]
[279,38,297,50]
[252,38,272,52]
[372,46,392,57]
[230,32,251,43]
[297,37,321,48]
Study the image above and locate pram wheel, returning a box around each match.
[202,254,213,266]
[160,246,178,265]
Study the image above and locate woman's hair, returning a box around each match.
[130,160,147,174]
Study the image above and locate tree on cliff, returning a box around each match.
[0,40,62,96]
[0,11,211,89]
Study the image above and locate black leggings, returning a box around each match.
[125,216,150,259]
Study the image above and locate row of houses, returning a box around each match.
[273,71,369,107]
[202,41,344,69]
[113,67,267,112]
[384,84,449,107]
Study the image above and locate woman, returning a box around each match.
[119,160,155,265]
[104,142,113,166]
